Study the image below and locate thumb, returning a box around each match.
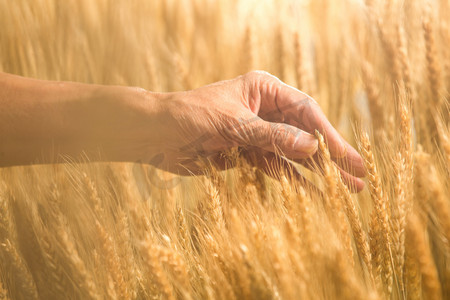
[243,117,318,159]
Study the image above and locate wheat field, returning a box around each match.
[0,0,449,299]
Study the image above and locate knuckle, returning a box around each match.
[271,124,303,152]
[244,70,278,83]
[270,123,288,146]
[247,120,271,146]
[223,116,259,146]
[305,95,318,105]
[296,94,317,115]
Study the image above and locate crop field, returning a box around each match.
[0,0,449,299]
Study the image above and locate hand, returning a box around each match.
[127,71,365,191]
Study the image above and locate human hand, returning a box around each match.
[0,71,365,193]
[128,71,365,191]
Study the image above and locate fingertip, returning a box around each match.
[350,177,365,193]
[339,167,365,193]
[331,141,366,178]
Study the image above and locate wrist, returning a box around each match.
[77,84,169,163]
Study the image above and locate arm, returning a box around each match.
[0,71,365,191]
[0,72,161,166]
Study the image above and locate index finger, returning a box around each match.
[266,81,365,178]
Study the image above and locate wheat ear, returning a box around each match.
[96,220,129,300]
[58,225,101,300]
[176,204,190,251]
[206,179,225,230]
[359,131,393,294]
[361,62,383,138]
[116,207,137,299]
[396,23,413,96]
[315,131,354,266]
[38,226,71,297]
[140,238,175,300]
[159,245,191,298]
[423,4,442,104]
[0,183,12,241]
[405,213,442,299]
[391,154,407,296]
[0,274,9,300]
[1,239,39,300]
[338,180,373,280]
[427,165,450,250]
[404,246,421,300]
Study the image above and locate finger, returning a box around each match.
[339,168,365,193]
[242,117,318,160]
[247,72,365,177]
[295,154,365,193]
[276,88,365,177]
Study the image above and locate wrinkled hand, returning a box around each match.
[130,71,365,191]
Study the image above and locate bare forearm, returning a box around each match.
[0,72,162,166]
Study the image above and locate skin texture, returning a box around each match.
[0,71,365,191]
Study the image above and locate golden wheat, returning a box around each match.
[0,0,449,299]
